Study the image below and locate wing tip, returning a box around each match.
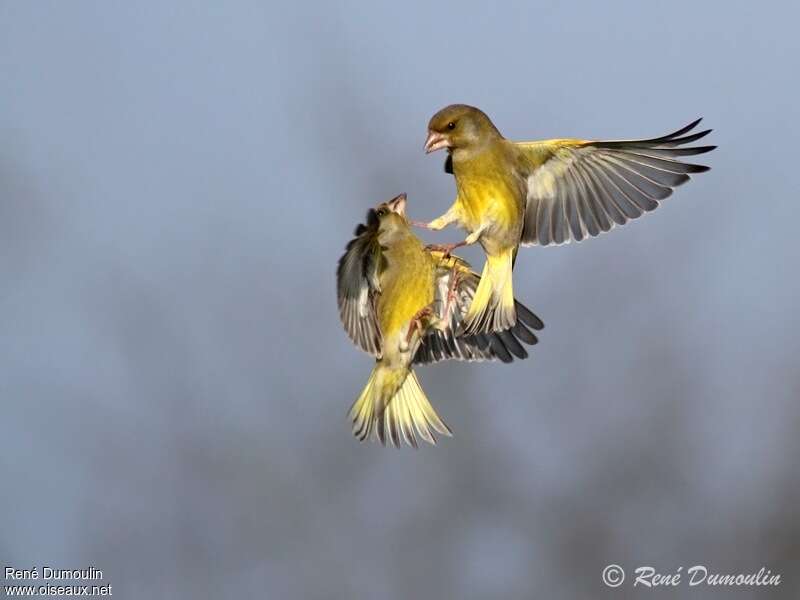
[690,144,717,155]
[687,116,703,129]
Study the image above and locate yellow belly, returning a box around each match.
[456,176,524,252]
[377,249,435,339]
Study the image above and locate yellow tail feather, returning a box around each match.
[349,366,451,448]
[462,249,516,335]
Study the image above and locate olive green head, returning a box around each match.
[424,104,501,153]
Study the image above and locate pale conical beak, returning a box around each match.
[424,130,449,153]
[387,193,407,215]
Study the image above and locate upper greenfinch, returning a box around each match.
[337,193,544,448]
[421,105,715,335]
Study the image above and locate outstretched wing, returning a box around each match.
[413,253,544,365]
[516,118,715,246]
[336,212,385,356]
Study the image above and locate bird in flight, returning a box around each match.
[419,105,715,336]
[337,193,543,447]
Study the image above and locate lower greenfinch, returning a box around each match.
[337,194,544,447]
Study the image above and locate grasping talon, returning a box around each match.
[425,241,466,257]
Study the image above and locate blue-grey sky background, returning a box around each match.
[1,1,798,598]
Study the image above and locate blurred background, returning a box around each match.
[1,1,798,598]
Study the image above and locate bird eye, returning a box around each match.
[447,121,456,130]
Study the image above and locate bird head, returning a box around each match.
[424,104,501,154]
[359,193,410,243]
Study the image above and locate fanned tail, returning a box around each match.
[461,249,516,335]
[349,366,451,448]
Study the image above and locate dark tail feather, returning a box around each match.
[515,301,544,330]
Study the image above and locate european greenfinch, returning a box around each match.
[337,193,544,448]
[421,105,715,335]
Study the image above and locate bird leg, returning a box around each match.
[425,241,467,257]
[425,226,484,257]
[443,270,462,322]
[413,204,459,232]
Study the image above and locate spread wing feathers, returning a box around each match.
[413,253,544,365]
[336,211,385,357]
[517,118,715,246]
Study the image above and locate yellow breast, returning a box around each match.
[377,243,436,338]
[457,176,521,230]
[453,142,525,233]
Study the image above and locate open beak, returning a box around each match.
[387,193,407,216]
[424,130,449,153]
